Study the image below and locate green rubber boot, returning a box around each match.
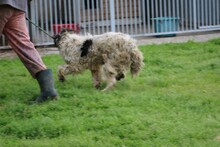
[31,69,58,104]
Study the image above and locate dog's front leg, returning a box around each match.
[58,65,67,82]
[57,64,73,82]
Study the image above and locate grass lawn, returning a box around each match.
[0,39,220,147]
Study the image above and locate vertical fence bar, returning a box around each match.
[213,0,216,25]
[44,1,49,41]
[176,0,179,20]
[185,0,188,30]
[64,0,67,27]
[189,0,192,30]
[78,0,82,30]
[86,0,90,33]
[193,0,197,30]
[49,0,53,37]
[172,0,175,17]
[100,0,104,33]
[172,0,179,31]
[1,36,6,47]
[68,0,72,30]
[155,0,159,33]
[129,0,133,34]
[35,0,40,42]
[145,0,149,34]
[110,0,115,32]
[138,0,142,34]
[96,0,100,34]
[91,0,95,34]
[209,0,211,26]
[73,0,76,30]
[201,0,204,27]
[125,0,128,33]
[180,0,183,31]
[30,0,36,42]
[151,0,154,33]
[159,0,162,17]
[169,0,172,32]
[39,0,43,42]
[217,0,220,25]
[155,0,158,18]
[82,0,86,33]
[164,0,167,33]
[77,0,81,32]
[168,0,171,16]
[197,0,200,29]
[3,36,6,46]
[58,0,62,27]
[205,0,208,26]
[142,0,147,34]
[133,0,137,34]
[120,0,124,33]
[106,0,109,32]
[54,0,58,34]
[115,0,119,32]
[164,0,167,17]
[164,0,168,32]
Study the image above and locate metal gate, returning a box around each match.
[1,0,220,49]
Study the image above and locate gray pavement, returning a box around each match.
[136,31,220,45]
[41,31,220,54]
[0,31,220,58]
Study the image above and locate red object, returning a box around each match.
[52,24,80,34]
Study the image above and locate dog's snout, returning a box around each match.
[53,34,61,46]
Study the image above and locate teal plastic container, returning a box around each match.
[152,17,180,37]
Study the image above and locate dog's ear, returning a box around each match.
[53,29,69,46]
[60,29,69,34]
[80,39,93,57]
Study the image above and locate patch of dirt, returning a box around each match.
[215,135,220,141]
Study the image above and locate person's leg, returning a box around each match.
[1,8,57,103]
[0,5,13,35]
[2,9,46,77]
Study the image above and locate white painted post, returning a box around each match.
[110,0,115,32]
[193,0,197,30]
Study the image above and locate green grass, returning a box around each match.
[0,39,220,147]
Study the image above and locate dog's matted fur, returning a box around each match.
[55,31,144,91]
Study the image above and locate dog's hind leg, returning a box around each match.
[101,74,116,92]
[91,69,102,89]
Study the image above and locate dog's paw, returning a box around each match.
[95,83,101,89]
[101,87,110,92]
[116,73,125,81]
[58,76,66,82]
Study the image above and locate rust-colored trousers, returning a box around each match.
[0,5,46,78]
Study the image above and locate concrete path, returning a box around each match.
[1,31,220,58]
[136,31,220,45]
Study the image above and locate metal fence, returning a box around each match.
[1,0,220,49]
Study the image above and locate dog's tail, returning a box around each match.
[130,48,144,77]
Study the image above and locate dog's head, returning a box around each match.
[53,34,61,47]
[54,29,93,57]
[53,29,69,47]
[53,29,77,47]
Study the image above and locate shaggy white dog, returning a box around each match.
[55,30,144,91]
